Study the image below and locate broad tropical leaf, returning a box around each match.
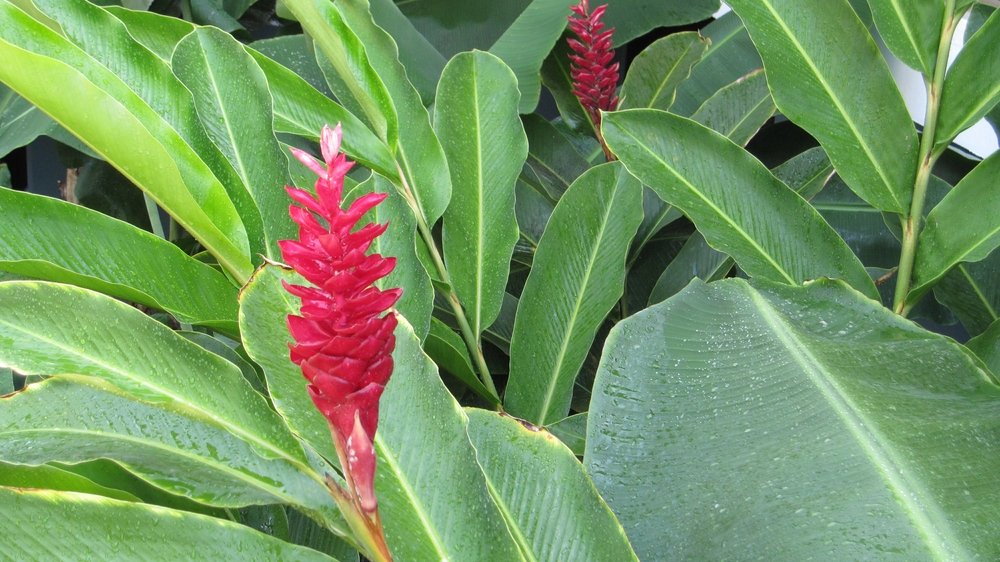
[436,51,526,337]
[726,0,918,214]
[619,32,708,111]
[423,317,499,406]
[506,162,643,426]
[368,0,447,105]
[932,248,1000,336]
[0,188,238,334]
[466,409,638,561]
[603,109,878,300]
[936,7,1000,146]
[867,0,944,76]
[647,232,733,305]
[522,113,590,200]
[690,68,775,147]
[771,146,834,200]
[0,83,93,158]
[586,278,1000,559]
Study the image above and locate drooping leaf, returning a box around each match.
[670,12,762,117]
[506,162,643,426]
[771,146,834,201]
[171,27,293,259]
[647,231,733,306]
[0,188,239,334]
[867,0,944,76]
[619,32,708,111]
[0,487,339,561]
[603,109,878,300]
[726,0,918,214]
[0,1,254,281]
[466,409,638,561]
[0,281,305,465]
[690,68,775,147]
[586,277,1000,559]
[436,51,526,337]
[911,150,1000,304]
[936,8,1000,146]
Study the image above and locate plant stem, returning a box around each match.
[143,193,166,239]
[893,0,960,315]
[393,164,501,404]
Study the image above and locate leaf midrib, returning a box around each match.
[750,289,959,560]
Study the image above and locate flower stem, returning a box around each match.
[893,0,961,315]
[393,164,501,404]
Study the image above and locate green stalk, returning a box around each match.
[393,164,501,404]
[893,0,961,315]
[143,193,166,239]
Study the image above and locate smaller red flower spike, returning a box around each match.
[567,0,619,129]
[280,123,401,514]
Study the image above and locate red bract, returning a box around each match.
[567,0,619,128]
[280,123,401,513]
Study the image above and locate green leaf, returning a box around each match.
[670,12,762,117]
[936,8,1000,145]
[0,461,139,502]
[0,366,11,395]
[540,37,594,135]
[280,0,397,147]
[0,1,254,281]
[251,35,334,98]
[586,277,1000,559]
[506,162,643,426]
[690,68,775,147]
[0,83,94,158]
[630,187,683,263]
[72,158,152,230]
[178,330,265,394]
[423,317,499,406]
[911,150,1000,302]
[0,188,239,334]
[868,0,944,76]
[375,319,522,561]
[331,0,454,227]
[367,0,447,106]
[514,179,555,262]
[932,248,1000,336]
[0,378,344,530]
[602,0,720,46]
[171,27,293,259]
[436,51,526,337]
[725,0,918,214]
[287,508,360,562]
[603,109,879,300]
[466,409,638,561]
[522,113,590,200]
[247,47,399,182]
[648,232,733,306]
[0,164,9,189]
[104,6,194,61]
[965,316,1000,374]
[0,487,339,561]
[620,32,709,111]
[349,175,433,341]
[544,412,588,456]
[809,174,902,271]
[771,146,834,201]
[189,0,246,36]
[0,281,305,465]
[489,0,571,114]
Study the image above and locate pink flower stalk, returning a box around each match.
[279,123,401,515]
[567,0,619,129]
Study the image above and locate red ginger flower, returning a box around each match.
[280,123,401,513]
[567,0,619,128]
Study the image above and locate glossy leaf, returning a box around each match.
[0,1,253,281]
[0,378,344,530]
[726,0,918,214]
[172,27,292,259]
[544,412,588,456]
[0,462,139,502]
[522,113,590,200]
[911,150,1000,302]
[0,281,305,465]
[602,0,719,46]
[586,278,1000,559]
[648,232,733,306]
[436,51,526,337]
[506,163,643,426]
[936,8,1000,145]
[374,319,523,561]
[603,109,878,300]
[0,487,338,561]
[809,174,902,271]
[368,0,447,105]
[423,317,499,406]
[867,0,943,76]
[466,409,638,561]
[287,508,360,562]
[630,187,683,262]
[690,68,775,147]
[670,12,762,117]
[104,6,193,61]
[279,0,396,147]
[250,35,334,98]
[932,248,1000,336]
[0,188,239,334]
[0,83,93,158]
[247,47,399,181]
[965,317,1000,373]
[771,146,834,200]
[333,0,454,226]
[619,32,708,111]
[489,0,571,114]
